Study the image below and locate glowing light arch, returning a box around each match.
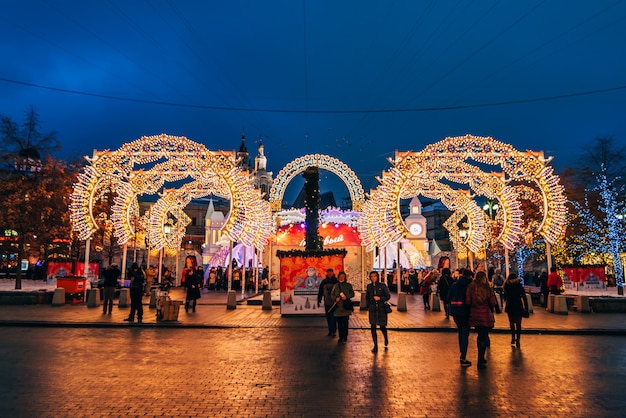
[269,154,365,212]
[416,134,567,245]
[70,134,271,251]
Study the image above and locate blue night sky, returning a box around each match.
[1,1,625,200]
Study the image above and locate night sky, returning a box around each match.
[2,1,625,200]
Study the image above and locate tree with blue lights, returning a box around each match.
[571,164,625,289]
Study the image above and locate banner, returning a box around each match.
[275,224,361,247]
[280,254,345,315]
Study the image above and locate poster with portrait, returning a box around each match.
[280,254,345,315]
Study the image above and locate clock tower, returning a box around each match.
[405,197,430,265]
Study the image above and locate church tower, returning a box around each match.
[236,133,250,172]
[251,137,273,199]
[202,197,226,264]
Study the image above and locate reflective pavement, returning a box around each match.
[0,327,625,417]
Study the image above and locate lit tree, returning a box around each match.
[571,164,625,288]
[0,107,65,288]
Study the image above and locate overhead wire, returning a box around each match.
[444,0,626,105]
[2,76,624,113]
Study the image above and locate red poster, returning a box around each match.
[280,254,345,315]
[46,261,73,282]
[562,267,578,283]
[74,262,100,284]
[275,224,361,247]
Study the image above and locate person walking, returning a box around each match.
[419,269,434,310]
[331,271,355,343]
[317,268,338,337]
[366,270,391,352]
[547,266,563,295]
[466,270,497,370]
[503,272,529,348]
[448,268,473,366]
[124,263,145,323]
[407,268,418,295]
[437,268,453,319]
[182,255,202,313]
[539,268,549,307]
[102,264,120,314]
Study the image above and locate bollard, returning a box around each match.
[397,293,407,312]
[149,289,157,309]
[547,294,555,313]
[554,295,569,315]
[86,288,100,308]
[430,293,441,312]
[118,288,130,308]
[226,290,237,310]
[575,295,591,313]
[525,293,534,314]
[360,292,367,311]
[51,288,65,306]
[262,290,272,310]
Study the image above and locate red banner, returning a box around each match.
[280,254,345,315]
[275,224,361,247]
[562,266,605,283]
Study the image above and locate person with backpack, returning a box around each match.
[447,268,474,366]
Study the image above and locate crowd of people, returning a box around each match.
[315,257,563,370]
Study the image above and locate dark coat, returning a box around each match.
[466,282,496,328]
[317,276,338,307]
[184,268,202,301]
[366,282,391,326]
[129,269,145,296]
[331,281,355,317]
[447,276,472,318]
[437,273,452,302]
[504,278,528,316]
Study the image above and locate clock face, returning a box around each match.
[409,223,423,236]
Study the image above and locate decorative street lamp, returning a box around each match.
[482,200,499,220]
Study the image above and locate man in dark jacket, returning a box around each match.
[125,263,145,323]
[447,268,474,366]
[102,264,120,314]
[317,268,338,337]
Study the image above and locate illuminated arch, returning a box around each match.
[415,134,567,245]
[269,154,365,212]
[70,134,271,251]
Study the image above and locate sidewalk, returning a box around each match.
[1,284,625,334]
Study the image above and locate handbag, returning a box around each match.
[384,302,392,314]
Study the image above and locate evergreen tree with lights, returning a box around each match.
[571,164,625,289]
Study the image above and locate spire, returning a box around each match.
[205,196,215,220]
[238,132,248,153]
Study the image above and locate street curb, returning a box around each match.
[1,320,625,335]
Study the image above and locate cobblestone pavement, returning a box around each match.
[0,327,625,417]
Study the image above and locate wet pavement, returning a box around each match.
[0,327,625,417]
[1,286,626,416]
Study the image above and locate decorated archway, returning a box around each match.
[358,135,568,269]
[269,154,365,212]
[70,134,271,253]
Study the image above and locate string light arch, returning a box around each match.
[269,154,365,212]
[70,134,271,252]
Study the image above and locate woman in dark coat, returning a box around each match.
[331,271,355,344]
[366,270,391,352]
[466,270,497,369]
[504,272,529,348]
[183,255,202,313]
